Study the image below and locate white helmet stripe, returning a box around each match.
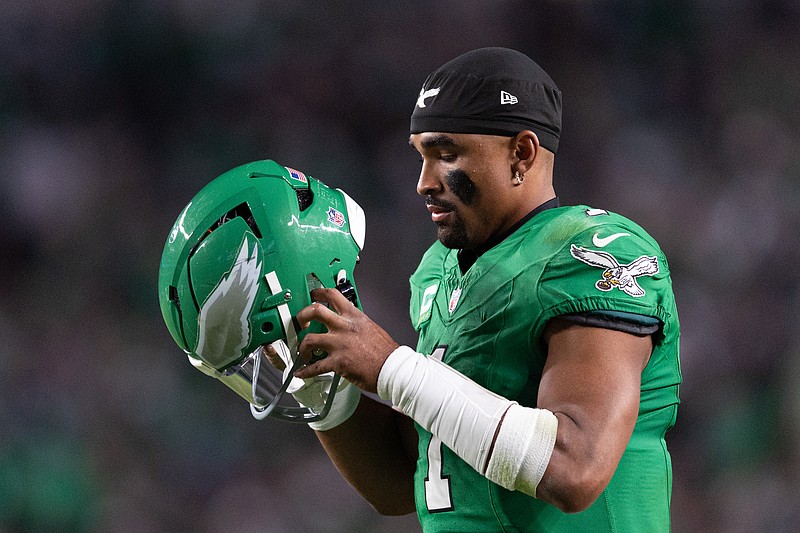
[264,270,298,349]
[338,188,366,251]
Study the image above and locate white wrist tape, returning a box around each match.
[378,346,557,497]
[307,381,361,432]
[378,346,508,473]
[485,403,558,497]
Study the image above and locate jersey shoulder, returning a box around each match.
[530,205,676,332]
[531,205,664,255]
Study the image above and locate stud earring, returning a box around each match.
[514,171,524,184]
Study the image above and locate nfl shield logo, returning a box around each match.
[327,207,345,227]
[448,287,462,314]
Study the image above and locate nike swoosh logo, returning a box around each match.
[592,232,630,247]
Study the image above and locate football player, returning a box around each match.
[289,48,681,532]
[159,47,681,532]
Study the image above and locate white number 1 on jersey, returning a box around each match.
[424,346,454,512]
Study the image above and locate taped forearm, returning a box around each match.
[377,346,557,497]
[485,403,558,497]
[377,346,508,471]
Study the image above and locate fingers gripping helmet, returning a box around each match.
[158,160,365,422]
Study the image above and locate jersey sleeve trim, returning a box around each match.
[533,295,674,348]
[560,310,661,336]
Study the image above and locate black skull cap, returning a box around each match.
[410,47,562,153]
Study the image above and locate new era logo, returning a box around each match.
[500,91,518,105]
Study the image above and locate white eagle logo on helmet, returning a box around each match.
[196,237,262,360]
[570,244,659,297]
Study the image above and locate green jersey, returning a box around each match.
[408,205,681,532]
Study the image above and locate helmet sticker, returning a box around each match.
[570,244,658,298]
[285,167,308,183]
[327,207,345,227]
[196,236,262,361]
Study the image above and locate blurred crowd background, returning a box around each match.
[1,1,799,532]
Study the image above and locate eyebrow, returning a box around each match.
[408,134,459,149]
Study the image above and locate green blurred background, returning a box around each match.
[1,1,799,531]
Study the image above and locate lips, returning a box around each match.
[426,196,459,223]
[427,203,452,222]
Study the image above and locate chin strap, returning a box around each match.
[335,269,359,307]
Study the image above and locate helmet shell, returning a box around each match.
[158,160,364,372]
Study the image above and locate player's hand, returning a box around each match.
[259,340,346,411]
[294,288,399,393]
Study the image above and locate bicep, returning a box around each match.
[535,318,652,511]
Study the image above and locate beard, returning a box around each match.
[436,218,470,249]
[425,195,470,249]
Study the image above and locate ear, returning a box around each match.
[511,130,539,176]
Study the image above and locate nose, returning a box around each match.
[416,161,443,197]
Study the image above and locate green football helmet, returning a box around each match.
[158,160,365,422]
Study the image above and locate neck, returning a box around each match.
[458,196,560,273]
